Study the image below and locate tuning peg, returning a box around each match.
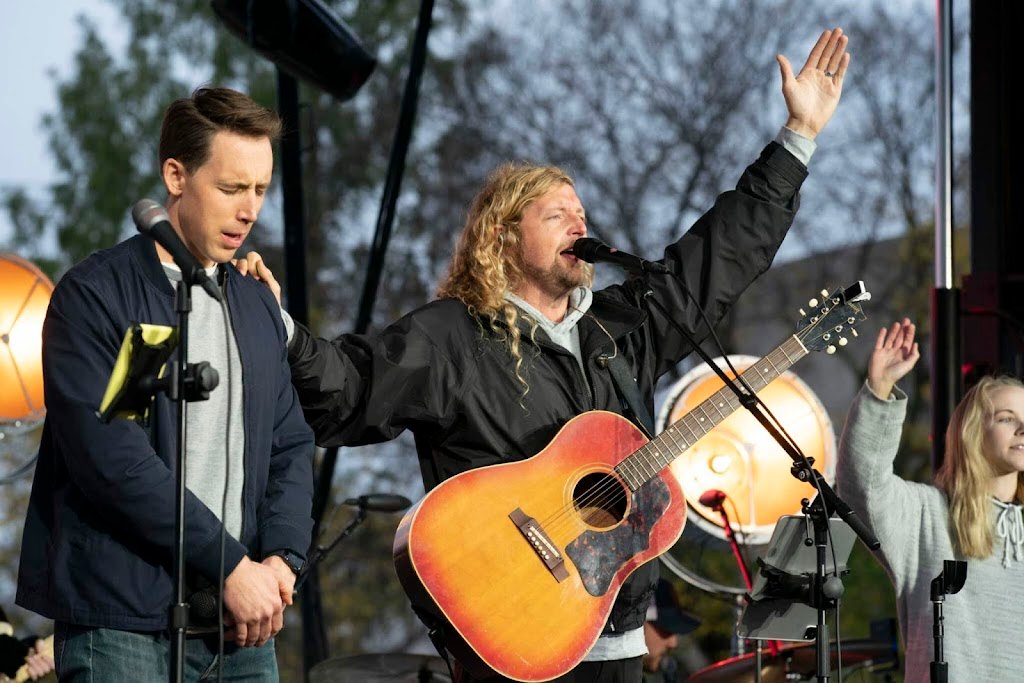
[851,329,858,337]
[826,345,837,354]
[799,308,806,316]
[821,289,829,298]
[839,337,848,346]
[809,298,818,307]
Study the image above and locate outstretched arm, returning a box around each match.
[776,28,851,139]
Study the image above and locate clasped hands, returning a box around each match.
[221,555,296,647]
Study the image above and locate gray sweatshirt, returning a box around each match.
[837,383,1024,682]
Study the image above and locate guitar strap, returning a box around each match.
[605,352,656,439]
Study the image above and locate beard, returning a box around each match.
[519,258,590,300]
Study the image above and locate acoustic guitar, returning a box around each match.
[394,283,870,682]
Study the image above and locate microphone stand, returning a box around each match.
[624,270,879,683]
[930,560,968,683]
[294,495,411,591]
[164,277,219,683]
[295,504,368,591]
[130,275,218,683]
[712,501,778,682]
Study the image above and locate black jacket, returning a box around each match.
[288,142,807,632]
[17,235,315,631]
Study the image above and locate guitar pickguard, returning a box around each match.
[565,476,671,596]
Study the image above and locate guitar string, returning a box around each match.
[537,290,859,538]
[537,334,811,533]
[532,307,842,539]
[535,338,805,537]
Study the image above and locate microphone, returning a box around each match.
[698,489,727,509]
[342,493,412,513]
[131,199,222,302]
[570,237,670,274]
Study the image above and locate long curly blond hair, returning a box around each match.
[935,375,1024,558]
[437,162,594,395]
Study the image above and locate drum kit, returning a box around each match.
[312,358,899,682]
[686,639,897,682]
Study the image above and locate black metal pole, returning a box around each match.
[302,2,434,671]
[275,67,331,678]
[169,281,192,683]
[277,69,309,326]
[931,288,960,470]
[930,0,960,471]
[353,0,434,333]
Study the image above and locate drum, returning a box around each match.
[686,639,897,682]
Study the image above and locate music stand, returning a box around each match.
[738,515,856,643]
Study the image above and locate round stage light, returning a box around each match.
[0,253,54,422]
[656,355,836,546]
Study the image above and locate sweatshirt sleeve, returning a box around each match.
[836,381,937,588]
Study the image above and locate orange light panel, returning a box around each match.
[0,253,54,422]
[657,356,835,545]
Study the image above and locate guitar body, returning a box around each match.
[393,411,688,682]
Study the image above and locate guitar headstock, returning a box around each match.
[796,281,871,354]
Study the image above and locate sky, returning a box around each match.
[0,2,122,248]
[0,0,944,259]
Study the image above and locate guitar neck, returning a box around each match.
[615,334,808,491]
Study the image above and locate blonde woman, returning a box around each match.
[837,318,1024,682]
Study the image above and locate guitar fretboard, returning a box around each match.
[615,334,808,491]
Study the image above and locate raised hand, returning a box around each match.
[776,27,851,139]
[867,318,920,400]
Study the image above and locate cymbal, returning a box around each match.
[309,653,451,683]
[686,639,897,683]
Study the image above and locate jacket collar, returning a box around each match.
[586,290,647,341]
[128,234,229,298]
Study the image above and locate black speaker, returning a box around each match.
[211,0,376,102]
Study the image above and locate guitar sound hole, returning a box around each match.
[573,472,627,528]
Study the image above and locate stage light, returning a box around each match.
[656,355,836,546]
[0,254,54,422]
[211,0,376,103]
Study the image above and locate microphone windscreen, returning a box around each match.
[698,489,727,509]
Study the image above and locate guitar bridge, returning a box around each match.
[509,507,569,582]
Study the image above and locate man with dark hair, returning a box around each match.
[16,86,314,681]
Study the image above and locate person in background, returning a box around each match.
[642,580,700,682]
[836,318,1024,681]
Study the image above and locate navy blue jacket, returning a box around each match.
[16,235,315,631]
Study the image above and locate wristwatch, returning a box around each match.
[269,549,305,576]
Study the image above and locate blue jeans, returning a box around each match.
[53,622,278,682]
